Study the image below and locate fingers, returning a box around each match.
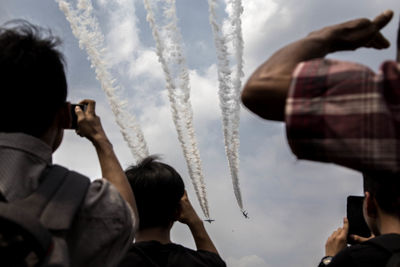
[79,99,95,115]
[350,233,375,243]
[372,10,393,30]
[75,105,84,119]
[351,234,369,243]
[367,10,393,50]
[342,217,349,234]
[366,32,391,49]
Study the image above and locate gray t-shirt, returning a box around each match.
[0,133,136,267]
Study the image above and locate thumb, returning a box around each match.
[75,105,84,119]
[342,217,349,234]
[372,10,393,29]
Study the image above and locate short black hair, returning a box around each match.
[0,20,67,137]
[125,155,185,230]
[363,171,400,217]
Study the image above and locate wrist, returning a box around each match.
[320,256,333,266]
[187,218,204,229]
[91,135,112,150]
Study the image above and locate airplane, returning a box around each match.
[204,219,215,223]
[242,211,249,219]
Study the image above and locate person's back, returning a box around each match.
[119,156,226,267]
[0,21,137,266]
[121,241,226,267]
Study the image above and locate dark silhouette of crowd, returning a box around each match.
[0,5,399,267]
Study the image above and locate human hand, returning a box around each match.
[75,99,108,146]
[325,218,349,257]
[177,191,202,227]
[350,233,375,243]
[309,10,393,53]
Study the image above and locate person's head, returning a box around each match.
[125,155,185,230]
[362,171,400,235]
[0,20,68,143]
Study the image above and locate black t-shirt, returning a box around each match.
[118,241,227,267]
[320,234,400,267]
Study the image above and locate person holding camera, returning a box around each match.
[118,156,226,267]
[0,21,138,266]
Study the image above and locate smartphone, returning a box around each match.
[346,195,371,244]
[69,104,87,129]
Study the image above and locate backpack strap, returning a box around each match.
[367,234,400,267]
[40,166,90,230]
[12,164,90,230]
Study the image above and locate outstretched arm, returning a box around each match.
[241,10,393,121]
[178,191,219,254]
[75,99,138,218]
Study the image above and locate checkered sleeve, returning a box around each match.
[285,59,400,173]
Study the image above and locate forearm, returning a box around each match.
[242,11,393,121]
[188,220,219,254]
[242,35,330,121]
[92,136,138,215]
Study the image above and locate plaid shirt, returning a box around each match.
[285,59,400,173]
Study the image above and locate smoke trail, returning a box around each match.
[207,0,245,212]
[143,0,210,218]
[56,0,149,161]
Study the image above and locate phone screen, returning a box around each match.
[346,195,371,244]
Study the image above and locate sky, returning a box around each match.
[1,0,399,266]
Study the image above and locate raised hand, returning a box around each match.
[325,218,350,256]
[309,10,393,52]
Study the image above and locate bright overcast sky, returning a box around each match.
[1,0,399,266]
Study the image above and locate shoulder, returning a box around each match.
[330,241,391,267]
[122,242,226,267]
[68,178,135,266]
[83,178,135,226]
[170,244,227,267]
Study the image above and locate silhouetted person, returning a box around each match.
[119,156,226,267]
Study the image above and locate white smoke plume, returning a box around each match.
[207,0,245,212]
[143,0,210,218]
[56,0,149,161]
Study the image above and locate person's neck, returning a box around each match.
[135,226,172,244]
[377,213,400,235]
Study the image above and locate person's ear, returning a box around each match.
[173,205,181,222]
[365,192,378,218]
[58,102,72,129]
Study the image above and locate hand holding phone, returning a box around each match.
[346,196,371,244]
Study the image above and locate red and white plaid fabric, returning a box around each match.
[285,59,400,173]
